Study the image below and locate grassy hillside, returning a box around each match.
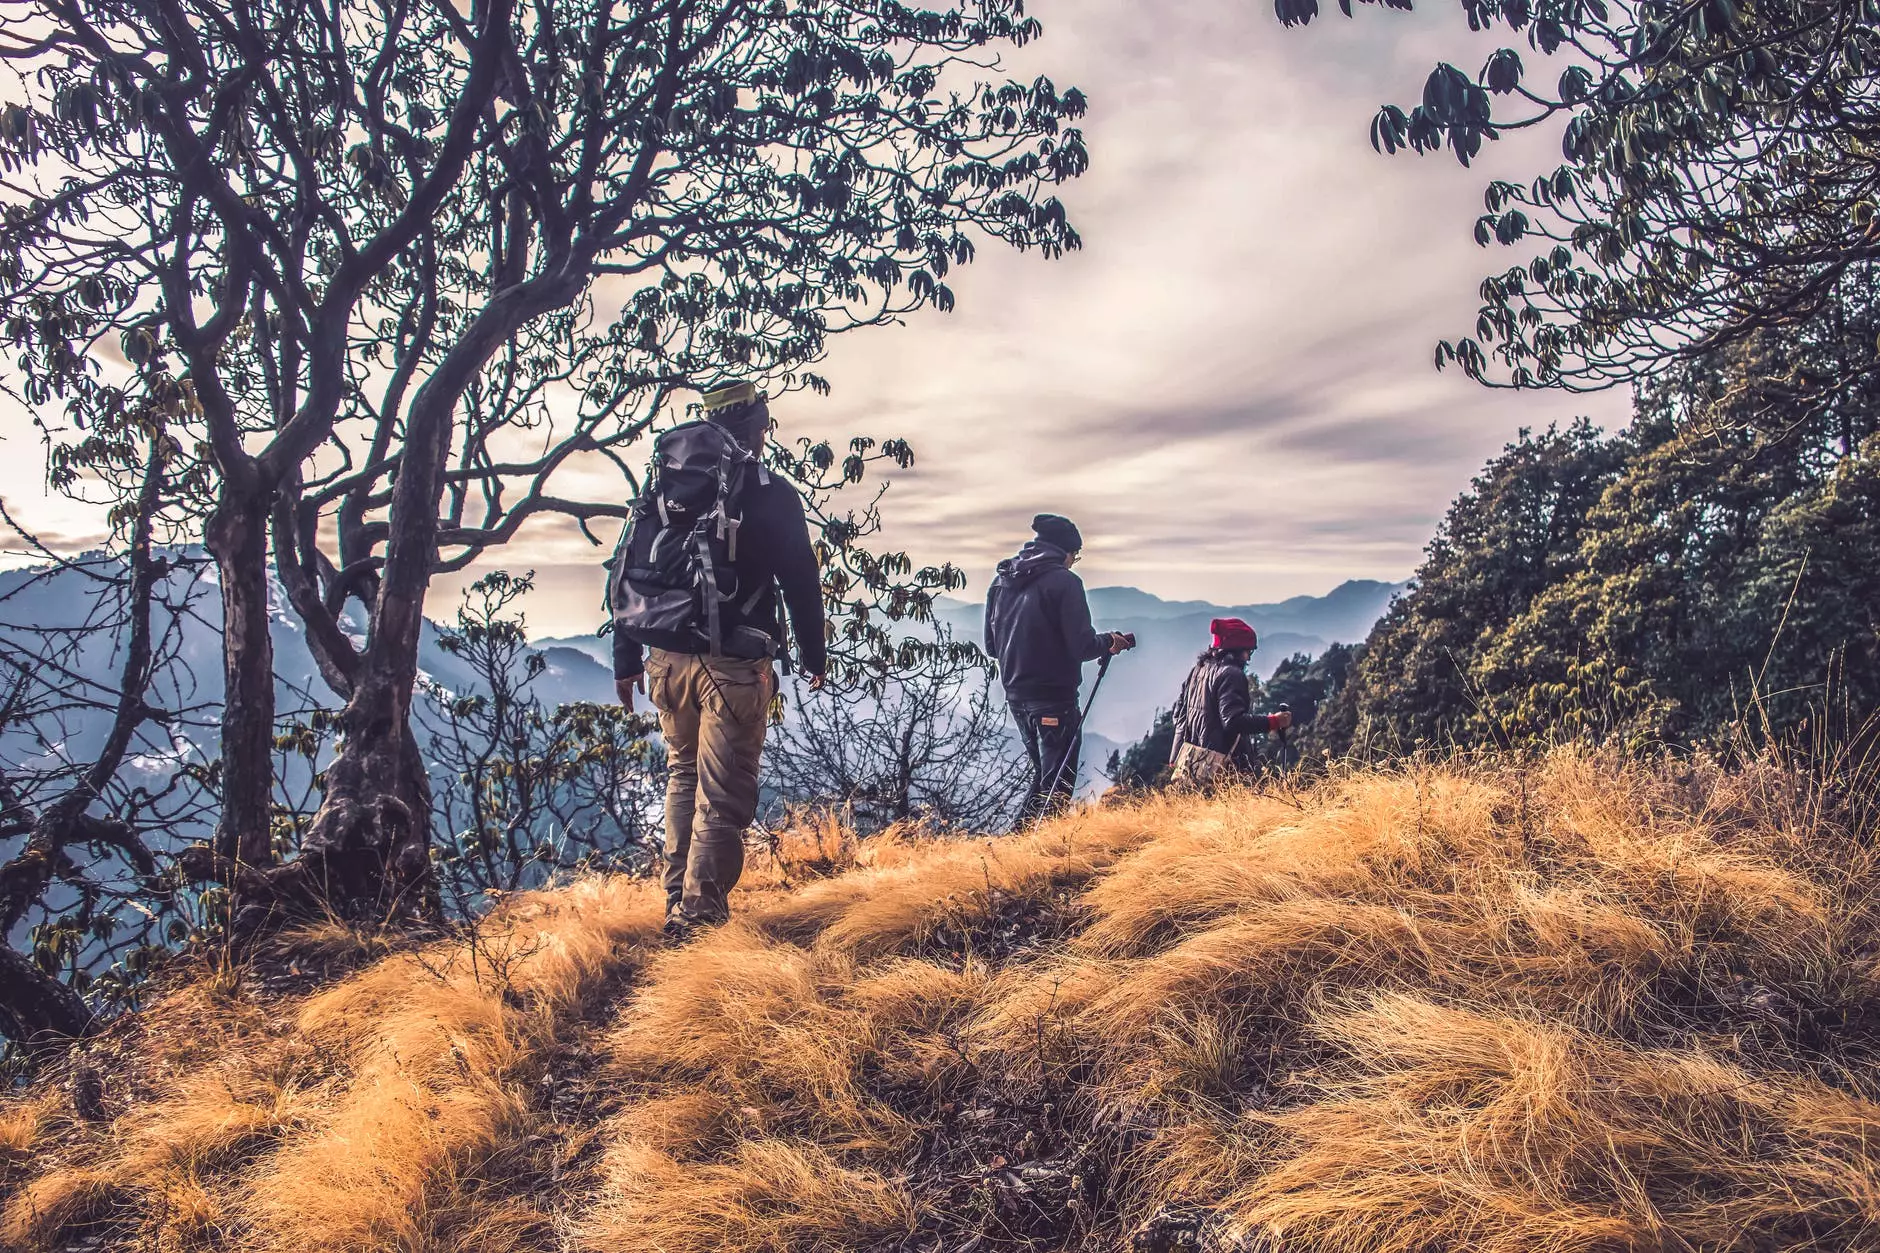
[5,754,1880,1252]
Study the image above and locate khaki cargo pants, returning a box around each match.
[646,647,775,924]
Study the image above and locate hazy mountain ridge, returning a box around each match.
[545,579,1406,746]
[0,551,623,796]
[0,559,1398,808]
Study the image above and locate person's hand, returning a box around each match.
[1269,709,1293,733]
[806,673,826,693]
[615,674,644,712]
[1108,631,1137,654]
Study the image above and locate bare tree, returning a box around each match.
[0,440,220,1049]
[764,639,1024,835]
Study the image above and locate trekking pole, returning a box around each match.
[1041,651,1112,809]
[1084,650,1114,724]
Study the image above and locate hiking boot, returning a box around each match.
[661,909,730,945]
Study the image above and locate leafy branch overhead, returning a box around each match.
[1280,0,1880,392]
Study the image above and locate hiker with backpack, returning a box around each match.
[1168,618,1292,788]
[609,380,825,940]
[985,514,1137,824]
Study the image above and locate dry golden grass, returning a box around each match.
[1,875,663,1253]
[7,751,1880,1252]
[0,1092,45,1157]
[265,915,399,968]
[1213,993,1880,1252]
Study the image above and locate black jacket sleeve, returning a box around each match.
[1053,572,1111,665]
[1213,667,1271,740]
[612,627,643,681]
[767,483,828,677]
[1229,711,1277,737]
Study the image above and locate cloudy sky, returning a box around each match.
[469,0,1630,635]
[0,0,1631,639]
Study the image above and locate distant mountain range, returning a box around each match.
[0,554,625,784]
[0,555,1401,842]
[546,578,1407,747]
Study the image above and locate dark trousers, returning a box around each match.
[1012,699,1082,825]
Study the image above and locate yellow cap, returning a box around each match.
[701,381,759,411]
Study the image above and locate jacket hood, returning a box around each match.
[996,540,1069,587]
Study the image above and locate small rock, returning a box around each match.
[69,1065,106,1122]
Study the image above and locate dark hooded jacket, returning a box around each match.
[1172,652,1277,763]
[984,540,1110,705]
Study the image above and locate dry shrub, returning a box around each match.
[761,805,862,880]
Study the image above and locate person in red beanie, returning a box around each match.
[1168,617,1293,786]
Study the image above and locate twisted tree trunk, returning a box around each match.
[207,477,277,877]
[0,943,92,1047]
[247,268,584,927]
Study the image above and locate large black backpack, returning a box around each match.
[606,419,773,657]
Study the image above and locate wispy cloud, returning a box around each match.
[766,0,1632,609]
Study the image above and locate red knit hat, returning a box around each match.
[1210,617,1258,651]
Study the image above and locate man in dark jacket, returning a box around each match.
[1169,617,1292,785]
[613,381,825,938]
[985,513,1135,823]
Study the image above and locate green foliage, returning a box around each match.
[1107,708,1176,790]
[1340,420,1625,751]
[1286,0,1880,395]
[1328,302,1880,754]
[1261,643,1361,765]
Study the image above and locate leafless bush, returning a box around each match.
[763,639,1025,836]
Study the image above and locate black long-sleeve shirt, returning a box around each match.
[612,476,826,679]
[984,540,1110,705]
